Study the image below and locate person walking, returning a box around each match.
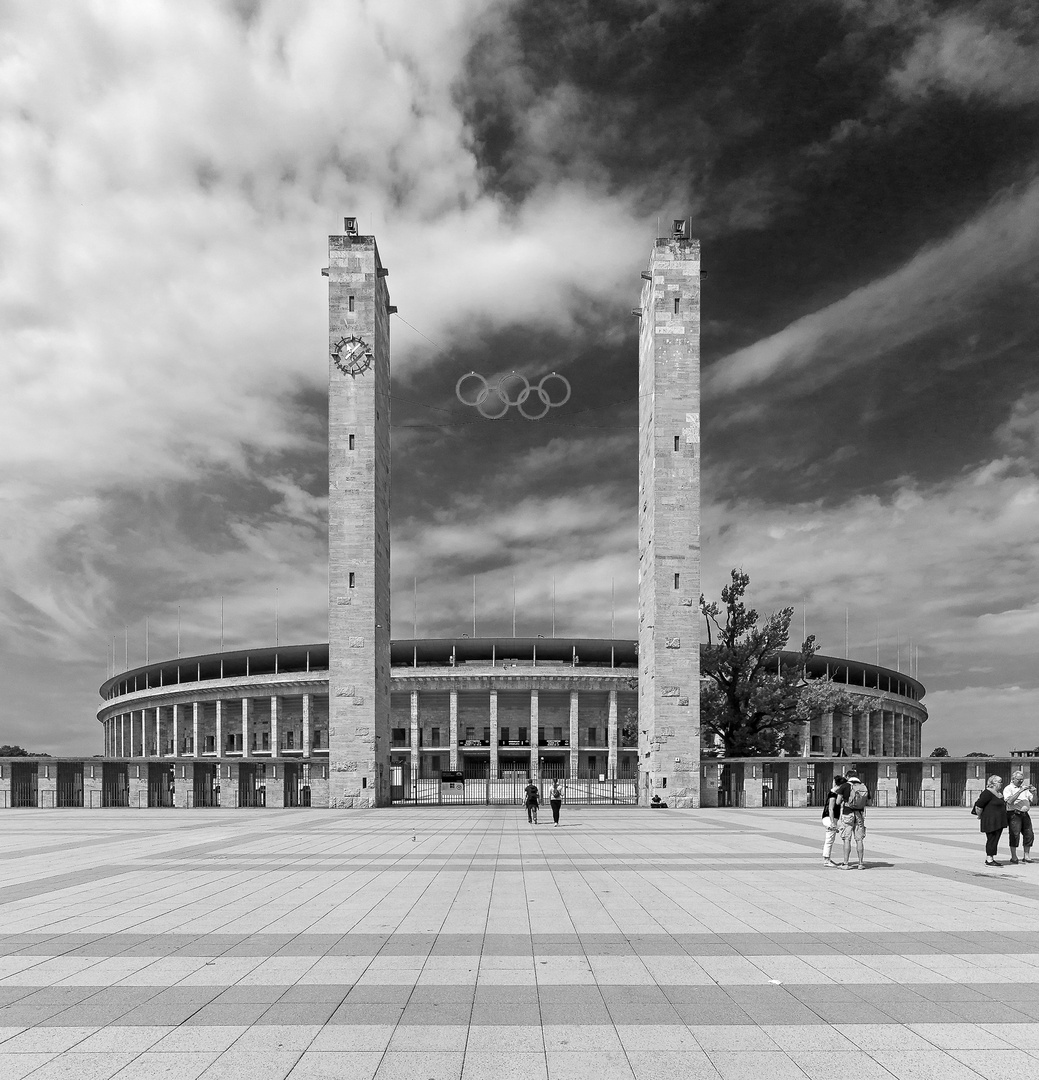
[837,770,869,870]
[1003,772,1035,864]
[549,779,563,826]
[822,774,845,867]
[974,775,1008,866]
[524,779,539,825]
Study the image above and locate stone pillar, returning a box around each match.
[242,698,250,758]
[608,690,618,779]
[155,708,161,757]
[896,714,906,757]
[839,708,853,757]
[883,712,894,757]
[271,696,280,757]
[868,709,882,756]
[172,704,180,758]
[800,718,812,757]
[215,700,223,758]
[821,711,834,758]
[303,695,311,758]
[192,702,200,758]
[529,689,539,780]
[569,690,580,779]
[489,690,498,780]
[449,690,459,770]
[410,690,420,783]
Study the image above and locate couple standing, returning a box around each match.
[821,771,869,870]
[974,771,1034,867]
[523,779,563,825]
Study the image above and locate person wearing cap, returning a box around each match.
[1002,771,1035,864]
[836,769,869,870]
[822,774,845,867]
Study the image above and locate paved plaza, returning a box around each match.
[0,807,1036,1079]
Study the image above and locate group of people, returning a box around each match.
[821,770,870,869]
[973,772,1035,866]
[523,779,563,825]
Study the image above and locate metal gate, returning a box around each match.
[11,762,37,807]
[284,763,311,807]
[102,763,129,807]
[57,763,84,808]
[193,763,218,807]
[390,774,636,806]
[148,764,174,807]
[238,763,266,807]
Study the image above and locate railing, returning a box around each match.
[391,775,637,807]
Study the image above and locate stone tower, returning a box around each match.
[637,220,701,808]
[327,219,392,807]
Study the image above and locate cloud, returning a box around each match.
[921,685,1039,757]
[705,174,1039,400]
[890,14,1039,106]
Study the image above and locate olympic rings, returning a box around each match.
[454,371,572,420]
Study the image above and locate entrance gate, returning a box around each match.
[148,764,174,807]
[238,763,266,807]
[102,763,129,807]
[284,763,311,807]
[57,763,84,807]
[11,762,37,807]
[390,775,637,807]
[193,763,218,807]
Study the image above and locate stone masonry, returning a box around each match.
[637,223,701,808]
[327,225,392,807]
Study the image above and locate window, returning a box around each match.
[674,297,680,314]
[587,726,598,745]
[500,727,509,744]
[430,726,441,747]
[348,295,355,312]
[431,755,441,774]
[538,727,545,742]
[674,435,679,451]
[349,573,355,588]
[518,726,528,743]
[465,726,475,740]
[349,434,355,450]
[205,735,214,753]
[286,731,294,749]
[674,573,680,589]
[553,727,563,741]
[313,730,321,749]
[391,727,407,745]
[482,727,490,742]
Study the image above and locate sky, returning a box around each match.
[2,0,1039,756]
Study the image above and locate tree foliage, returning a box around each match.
[929,747,950,757]
[0,745,30,756]
[700,569,841,756]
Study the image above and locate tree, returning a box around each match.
[929,747,950,757]
[0,745,30,756]
[965,752,993,757]
[700,569,824,756]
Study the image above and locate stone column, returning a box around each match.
[489,690,498,780]
[215,700,223,758]
[529,689,539,780]
[608,690,618,779]
[155,708,161,757]
[821,711,834,758]
[569,690,580,779]
[869,709,883,756]
[883,712,894,756]
[896,714,906,757]
[192,702,200,758]
[800,718,812,757]
[839,708,853,756]
[303,695,311,758]
[242,698,250,758]
[410,690,420,782]
[172,704,180,758]
[271,696,280,756]
[449,690,459,770]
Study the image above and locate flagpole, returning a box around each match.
[472,575,476,638]
[552,576,556,638]
[177,607,181,659]
[413,577,418,639]
[220,596,224,652]
[512,573,517,638]
[275,587,279,647]
[611,578,615,639]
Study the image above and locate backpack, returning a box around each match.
[844,780,869,811]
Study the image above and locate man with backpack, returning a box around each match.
[837,770,869,870]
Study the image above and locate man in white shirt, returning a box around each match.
[1003,771,1035,865]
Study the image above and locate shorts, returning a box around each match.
[840,811,866,840]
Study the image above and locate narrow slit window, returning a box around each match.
[349,572,356,588]
[674,435,679,451]
[348,434,355,450]
[674,573,680,589]
[674,297,680,314]
[348,295,355,312]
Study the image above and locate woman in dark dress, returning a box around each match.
[974,775,1008,867]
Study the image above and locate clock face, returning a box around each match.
[332,335,373,376]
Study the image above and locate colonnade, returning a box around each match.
[399,687,634,780]
[102,694,327,760]
[802,707,924,758]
